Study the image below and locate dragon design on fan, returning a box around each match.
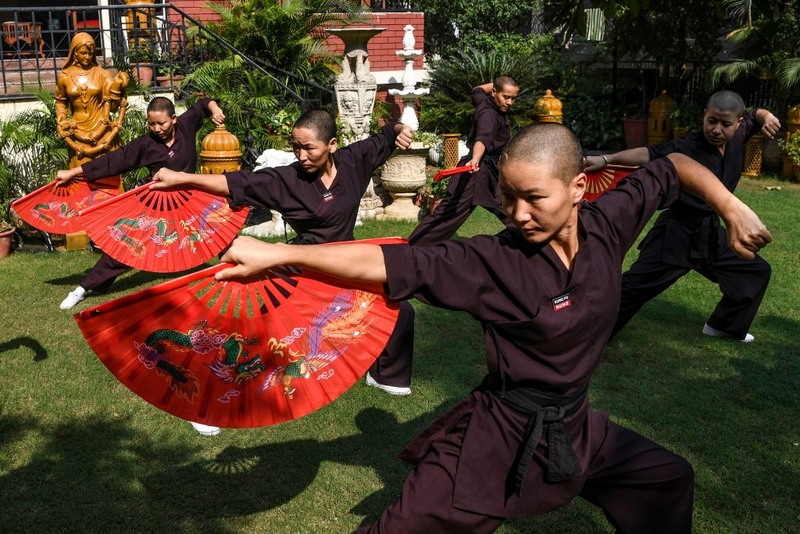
[261,289,377,399]
[31,189,115,228]
[108,212,179,258]
[134,319,265,402]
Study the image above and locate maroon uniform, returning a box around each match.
[79,98,219,292]
[409,87,513,246]
[224,123,414,389]
[357,158,694,533]
[613,109,771,340]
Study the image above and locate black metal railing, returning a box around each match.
[370,0,413,12]
[0,4,334,113]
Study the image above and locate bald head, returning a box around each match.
[706,90,745,117]
[498,123,583,185]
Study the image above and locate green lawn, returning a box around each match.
[1,177,798,533]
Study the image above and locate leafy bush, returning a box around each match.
[561,89,624,151]
[779,130,800,165]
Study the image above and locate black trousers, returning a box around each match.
[613,223,771,340]
[408,157,512,247]
[81,253,131,293]
[368,300,415,387]
[355,418,693,534]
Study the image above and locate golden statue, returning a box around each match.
[55,32,130,167]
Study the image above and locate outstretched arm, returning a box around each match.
[150,168,232,195]
[666,153,772,259]
[215,236,388,283]
[584,147,650,172]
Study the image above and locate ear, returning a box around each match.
[328,137,338,153]
[571,172,586,204]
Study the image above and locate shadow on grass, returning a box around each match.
[0,336,48,362]
[44,262,212,294]
[600,300,800,530]
[0,404,449,533]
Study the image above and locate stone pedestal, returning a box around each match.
[379,145,428,221]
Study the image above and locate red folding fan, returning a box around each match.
[583,164,637,202]
[432,164,473,182]
[78,183,250,273]
[10,176,121,234]
[74,237,406,429]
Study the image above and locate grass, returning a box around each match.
[1,177,798,533]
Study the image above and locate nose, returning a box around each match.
[508,199,530,224]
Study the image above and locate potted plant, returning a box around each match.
[128,40,155,86]
[411,131,442,165]
[778,130,800,182]
[155,50,185,87]
[0,209,17,258]
[416,177,449,213]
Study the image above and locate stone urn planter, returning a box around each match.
[379,145,428,221]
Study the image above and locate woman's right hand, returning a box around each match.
[55,168,80,185]
[583,155,607,172]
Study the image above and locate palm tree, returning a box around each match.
[204,0,366,81]
[713,0,800,94]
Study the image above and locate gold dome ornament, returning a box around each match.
[200,125,242,174]
[533,89,563,123]
[647,90,676,144]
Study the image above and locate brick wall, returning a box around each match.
[170,0,222,23]
[323,13,425,72]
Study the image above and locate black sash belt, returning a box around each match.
[482,376,586,495]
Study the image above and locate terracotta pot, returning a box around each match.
[133,63,154,86]
[792,163,800,183]
[621,117,648,149]
[156,73,184,87]
[427,196,443,213]
[0,228,15,257]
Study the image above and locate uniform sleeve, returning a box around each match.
[81,136,152,180]
[179,97,215,132]
[741,109,760,140]
[381,237,531,322]
[590,157,681,253]
[340,123,398,190]
[470,90,497,149]
[224,167,288,209]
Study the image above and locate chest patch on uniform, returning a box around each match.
[551,293,572,312]
[167,149,175,159]
[322,191,334,202]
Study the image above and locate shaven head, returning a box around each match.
[498,123,583,185]
[706,90,745,117]
[147,96,176,116]
[494,75,518,92]
[294,109,337,143]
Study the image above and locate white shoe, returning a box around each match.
[60,287,86,310]
[366,372,411,396]
[190,421,221,436]
[702,323,754,343]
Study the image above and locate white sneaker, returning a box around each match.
[190,421,221,436]
[702,323,755,343]
[366,372,411,396]
[60,287,86,310]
